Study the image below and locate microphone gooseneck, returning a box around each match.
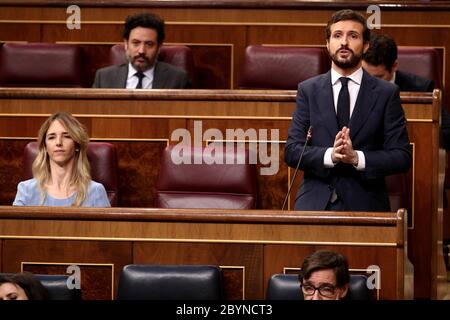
[281,126,313,211]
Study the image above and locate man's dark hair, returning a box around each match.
[363,33,398,72]
[123,12,165,44]
[299,250,350,288]
[325,9,370,43]
[0,272,49,300]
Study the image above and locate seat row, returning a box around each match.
[21,142,258,209]
[0,42,443,90]
[2,265,371,300]
[21,141,410,211]
[21,141,412,211]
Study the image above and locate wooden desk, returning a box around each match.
[0,88,445,299]
[0,206,410,300]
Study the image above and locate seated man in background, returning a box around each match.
[362,33,434,92]
[299,250,349,300]
[362,33,450,151]
[93,12,191,89]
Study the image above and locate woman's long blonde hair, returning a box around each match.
[32,112,91,206]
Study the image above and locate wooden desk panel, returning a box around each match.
[0,206,408,300]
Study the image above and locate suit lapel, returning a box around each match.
[152,61,165,89]
[316,71,340,139]
[117,64,128,88]
[348,70,378,139]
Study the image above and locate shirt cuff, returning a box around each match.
[354,150,365,170]
[324,147,335,168]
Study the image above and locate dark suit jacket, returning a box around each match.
[92,61,191,89]
[395,70,434,92]
[285,70,411,211]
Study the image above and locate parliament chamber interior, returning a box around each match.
[0,0,449,301]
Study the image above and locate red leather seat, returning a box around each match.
[0,43,83,87]
[397,47,442,89]
[109,44,196,86]
[155,145,258,209]
[238,45,329,90]
[22,141,119,206]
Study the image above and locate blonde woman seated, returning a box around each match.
[13,112,110,207]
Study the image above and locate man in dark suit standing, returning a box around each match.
[285,9,411,211]
[93,13,191,89]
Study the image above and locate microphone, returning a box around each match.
[281,126,313,211]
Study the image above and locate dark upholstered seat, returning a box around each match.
[266,273,372,300]
[238,45,329,90]
[397,47,442,89]
[155,145,258,209]
[35,274,81,300]
[0,43,83,87]
[117,264,224,300]
[109,44,196,85]
[22,141,119,206]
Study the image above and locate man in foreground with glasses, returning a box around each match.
[300,250,349,300]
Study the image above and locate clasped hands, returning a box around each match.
[331,126,358,166]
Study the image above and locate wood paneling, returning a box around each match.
[0,206,407,299]
[2,239,132,299]
[23,263,113,300]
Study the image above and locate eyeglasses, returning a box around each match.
[300,282,337,298]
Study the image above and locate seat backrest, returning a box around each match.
[22,141,119,206]
[109,44,196,85]
[238,45,329,90]
[386,173,411,214]
[266,274,371,300]
[0,43,83,87]
[155,145,258,209]
[35,274,81,300]
[117,264,224,300]
[397,47,442,89]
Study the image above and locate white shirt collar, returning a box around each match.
[390,72,396,84]
[331,67,363,86]
[127,63,155,81]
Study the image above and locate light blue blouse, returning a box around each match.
[13,178,111,207]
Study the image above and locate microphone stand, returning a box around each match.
[281,126,313,211]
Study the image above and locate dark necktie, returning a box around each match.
[337,77,350,129]
[135,72,145,89]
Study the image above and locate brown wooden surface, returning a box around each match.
[0,206,408,299]
[0,88,445,298]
